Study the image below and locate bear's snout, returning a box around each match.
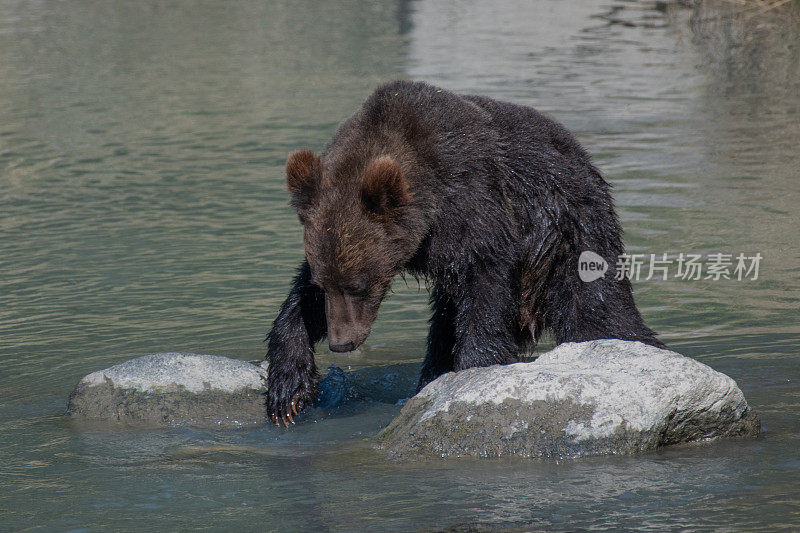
[329,341,357,353]
[325,291,376,352]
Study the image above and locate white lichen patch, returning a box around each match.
[417,367,571,423]
[80,353,268,394]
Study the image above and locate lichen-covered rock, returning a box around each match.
[66,353,269,428]
[377,340,760,460]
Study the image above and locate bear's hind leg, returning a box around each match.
[542,259,664,348]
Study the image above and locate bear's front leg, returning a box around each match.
[418,284,457,392]
[449,272,521,373]
[265,260,326,426]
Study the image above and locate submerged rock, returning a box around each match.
[315,363,419,408]
[377,340,760,460]
[66,352,417,429]
[67,353,270,429]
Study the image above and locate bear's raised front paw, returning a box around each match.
[266,367,318,427]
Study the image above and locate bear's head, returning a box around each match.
[285,149,416,353]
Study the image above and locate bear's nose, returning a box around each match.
[329,341,356,353]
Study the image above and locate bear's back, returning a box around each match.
[337,80,591,169]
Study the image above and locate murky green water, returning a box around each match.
[1,0,799,530]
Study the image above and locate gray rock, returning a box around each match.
[67,353,270,429]
[377,340,760,460]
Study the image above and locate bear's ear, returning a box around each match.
[286,150,321,216]
[361,156,410,219]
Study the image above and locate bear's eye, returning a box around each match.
[342,273,371,298]
[343,284,370,298]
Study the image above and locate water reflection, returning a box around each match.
[1,0,799,530]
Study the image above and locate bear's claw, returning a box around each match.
[265,363,318,428]
[271,412,296,427]
[269,394,307,427]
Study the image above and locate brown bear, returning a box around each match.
[265,80,662,426]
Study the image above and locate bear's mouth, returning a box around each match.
[325,291,377,353]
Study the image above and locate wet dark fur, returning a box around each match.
[265,80,663,422]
